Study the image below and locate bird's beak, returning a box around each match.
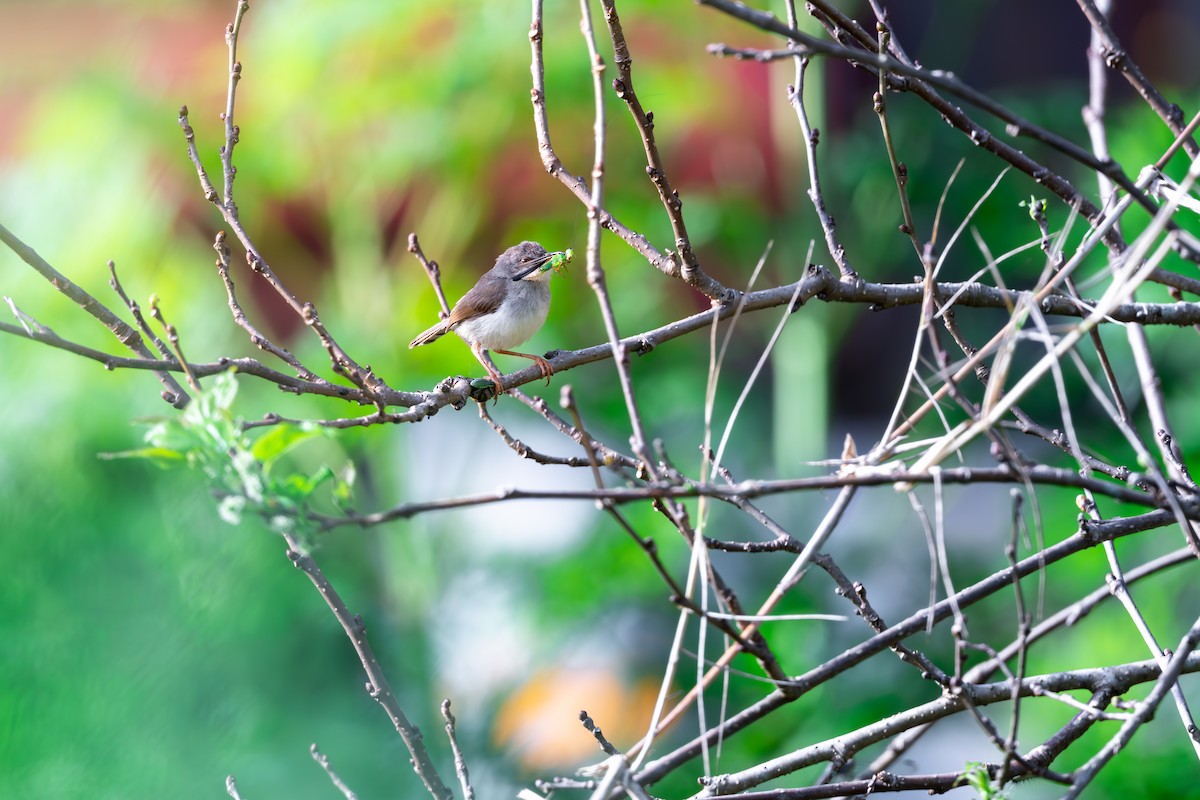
[512,251,563,281]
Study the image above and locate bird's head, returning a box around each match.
[501,241,570,282]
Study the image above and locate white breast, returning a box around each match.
[454,280,551,351]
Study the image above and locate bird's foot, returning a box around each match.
[491,348,555,387]
[532,355,554,386]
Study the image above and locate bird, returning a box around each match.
[409,241,571,395]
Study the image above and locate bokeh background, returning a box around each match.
[2,1,1199,797]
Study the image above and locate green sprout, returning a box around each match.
[955,762,1007,800]
[101,370,353,536]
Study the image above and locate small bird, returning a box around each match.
[409,241,570,395]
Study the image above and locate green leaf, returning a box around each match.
[278,465,334,501]
[332,462,356,508]
[97,446,186,466]
[208,369,240,411]
[250,422,323,470]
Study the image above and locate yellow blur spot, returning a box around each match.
[493,666,660,771]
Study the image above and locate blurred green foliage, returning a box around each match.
[2,1,1198,798]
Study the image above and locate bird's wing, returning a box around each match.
[447,272,506,325]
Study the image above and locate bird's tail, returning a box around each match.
[409,322,449,349]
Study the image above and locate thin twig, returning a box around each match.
[285,533,453,800]
[1075,0,1197,159]
[0,221,190,407]
[107,259,172,361]
[408,233,452,318]
[441,700,476,800]
[147,294,201,392]
[212,231,317,380]
[786,44,855,279]
[692,653,1200,796]
[600,0,703,285]
[528,0,731,301]
[1063,619,1200,797]
[310,744,359,800]
[177,3,388,405]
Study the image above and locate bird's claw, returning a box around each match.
[534,356,554,386]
